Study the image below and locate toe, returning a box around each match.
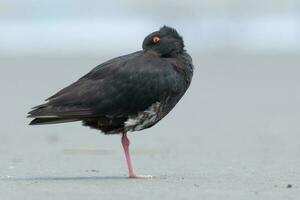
[129,175,153,179]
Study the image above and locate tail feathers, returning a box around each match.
[28,105,93,119]
[29,118,79,125]
[28,104,93,125]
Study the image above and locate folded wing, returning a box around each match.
[28,52,183,125]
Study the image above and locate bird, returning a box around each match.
[28,25,194,179]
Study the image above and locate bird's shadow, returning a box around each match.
[1,176,130,182]
[1,175,166,181]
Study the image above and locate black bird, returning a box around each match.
[28,26,194,179]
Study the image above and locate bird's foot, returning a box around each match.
[129,174,153,179]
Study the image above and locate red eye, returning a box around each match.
[152,36,160,43]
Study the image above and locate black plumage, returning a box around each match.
[28,26,194,178]
[28,26,194,134]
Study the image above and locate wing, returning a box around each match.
[28,51,184,122]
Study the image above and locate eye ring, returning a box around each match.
[152,36,160,43]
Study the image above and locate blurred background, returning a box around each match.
[0,1,300,199]
[0,0,300,57]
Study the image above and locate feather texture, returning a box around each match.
[28,26,194,134]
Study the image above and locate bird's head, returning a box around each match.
[142,26,185,57]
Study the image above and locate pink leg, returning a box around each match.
[121,132,152,179]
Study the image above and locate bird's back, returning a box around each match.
[29,48,193,134]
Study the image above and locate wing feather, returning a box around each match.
[28,52,183,123]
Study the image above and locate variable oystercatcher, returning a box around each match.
[28,26,194,179]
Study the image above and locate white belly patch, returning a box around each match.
[124,102,161,132]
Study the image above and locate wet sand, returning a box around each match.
[0,54,299,199]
